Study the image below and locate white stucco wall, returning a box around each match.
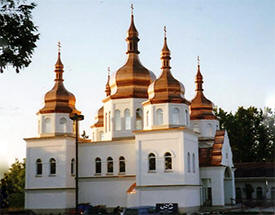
[25,136,76,209]
[200,166,226,206]
[135,128,199,186]
[38,113,74,137]
[190,119,219,139]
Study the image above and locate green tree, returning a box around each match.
[215,106,275,163]
[0,0,39,73]
[0,159,25,208]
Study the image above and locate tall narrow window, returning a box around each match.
[59,117,67,133]
[99,131,104,141]
[71,159,75,175]
[105,113,107,132]
[36,159,42,175]
[49,158,56,175]
[156,108,163,125]
[95,157,101,174]
[148,153,156,171]
[124,109,131,130]
[192,153,195,173]
[136,108,143,130]
[108,111,111,132]
[115,110,121,131]
[146,111,149,127]
[256,187,263,200]
[185,110,188,125]
[164,152,172,170]
[187,153,191,173]
[119,156,126,173]
[107,157,113,174]
[44,118,51,133]
[172,108,180,124]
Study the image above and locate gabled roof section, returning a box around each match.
[199,130,225,167]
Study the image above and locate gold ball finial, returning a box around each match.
[131,4,134,15]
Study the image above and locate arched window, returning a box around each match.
[146,111,149,127]
[256,187,263,200]
[208,123,213,136]
[187,152,191,173]
[136,108,143,130]
[49,158,56,175]
[115,110,121,131]
[124,109,131,130]
[164,152,172,170]
[108,111,111,132]
[172,108,180,124]
[44,118,51,133]
[95,157,101,174]
[119,156,126,173]
[236,187,242,201]
[156,108,163,125]
[192,153,195,173]
[99,131,104,141]
[185,110,188,125]
[271,187,275,200]
[148,153,156,171]
[71,159,75,175]
[36,159,42,175]
[59,117,67,132]
[105,113,107,132]
[107,157,113,173]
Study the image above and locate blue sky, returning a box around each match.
[0,0,274,171]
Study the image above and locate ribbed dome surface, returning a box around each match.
[109,14,155,99]
[39,52,80,114]
[146,36,189,105]
[190,64,216,120]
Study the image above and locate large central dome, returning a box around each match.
[109,14,155,99]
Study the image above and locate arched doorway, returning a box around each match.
[224,167,234,205]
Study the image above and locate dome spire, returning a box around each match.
[105,67,111,96]
[190,57,216,120]
[161,26,171,70]
[126,4,139,54]
[195,56,203,92]
[55,41,64,82]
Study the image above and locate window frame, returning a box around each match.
[148,153,156,172]
[95,157,102,175]
[119,156,126,174]
[107,157,114,174]
[164,152,172,172]
[49,158,56,176]
[36,158,42,176]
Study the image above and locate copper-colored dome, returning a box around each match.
[39,52,80,114]
[91,106,104,128]
[146,35,190,105]
[109,14,155,99]
[190,64,216,120]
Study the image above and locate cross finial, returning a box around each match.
[107,66,110,76]
[57,41,61,53]
[197,56,200,66]
[164,26,167,38]
[131,4,134,15]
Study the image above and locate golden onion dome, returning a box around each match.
[91,106,104,128]
[39,51,80,114]
[190,59,216,120]
[109,13,155,99]
[146,30,189,105]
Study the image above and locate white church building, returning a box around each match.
[24,11,235,213]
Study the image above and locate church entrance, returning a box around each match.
[201,179,212,206]
[224,167,234,205]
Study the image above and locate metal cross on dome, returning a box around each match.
[131,4,134,15]
[57,41,61,53]
[164,26,167,38]
[197,56,200,66]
